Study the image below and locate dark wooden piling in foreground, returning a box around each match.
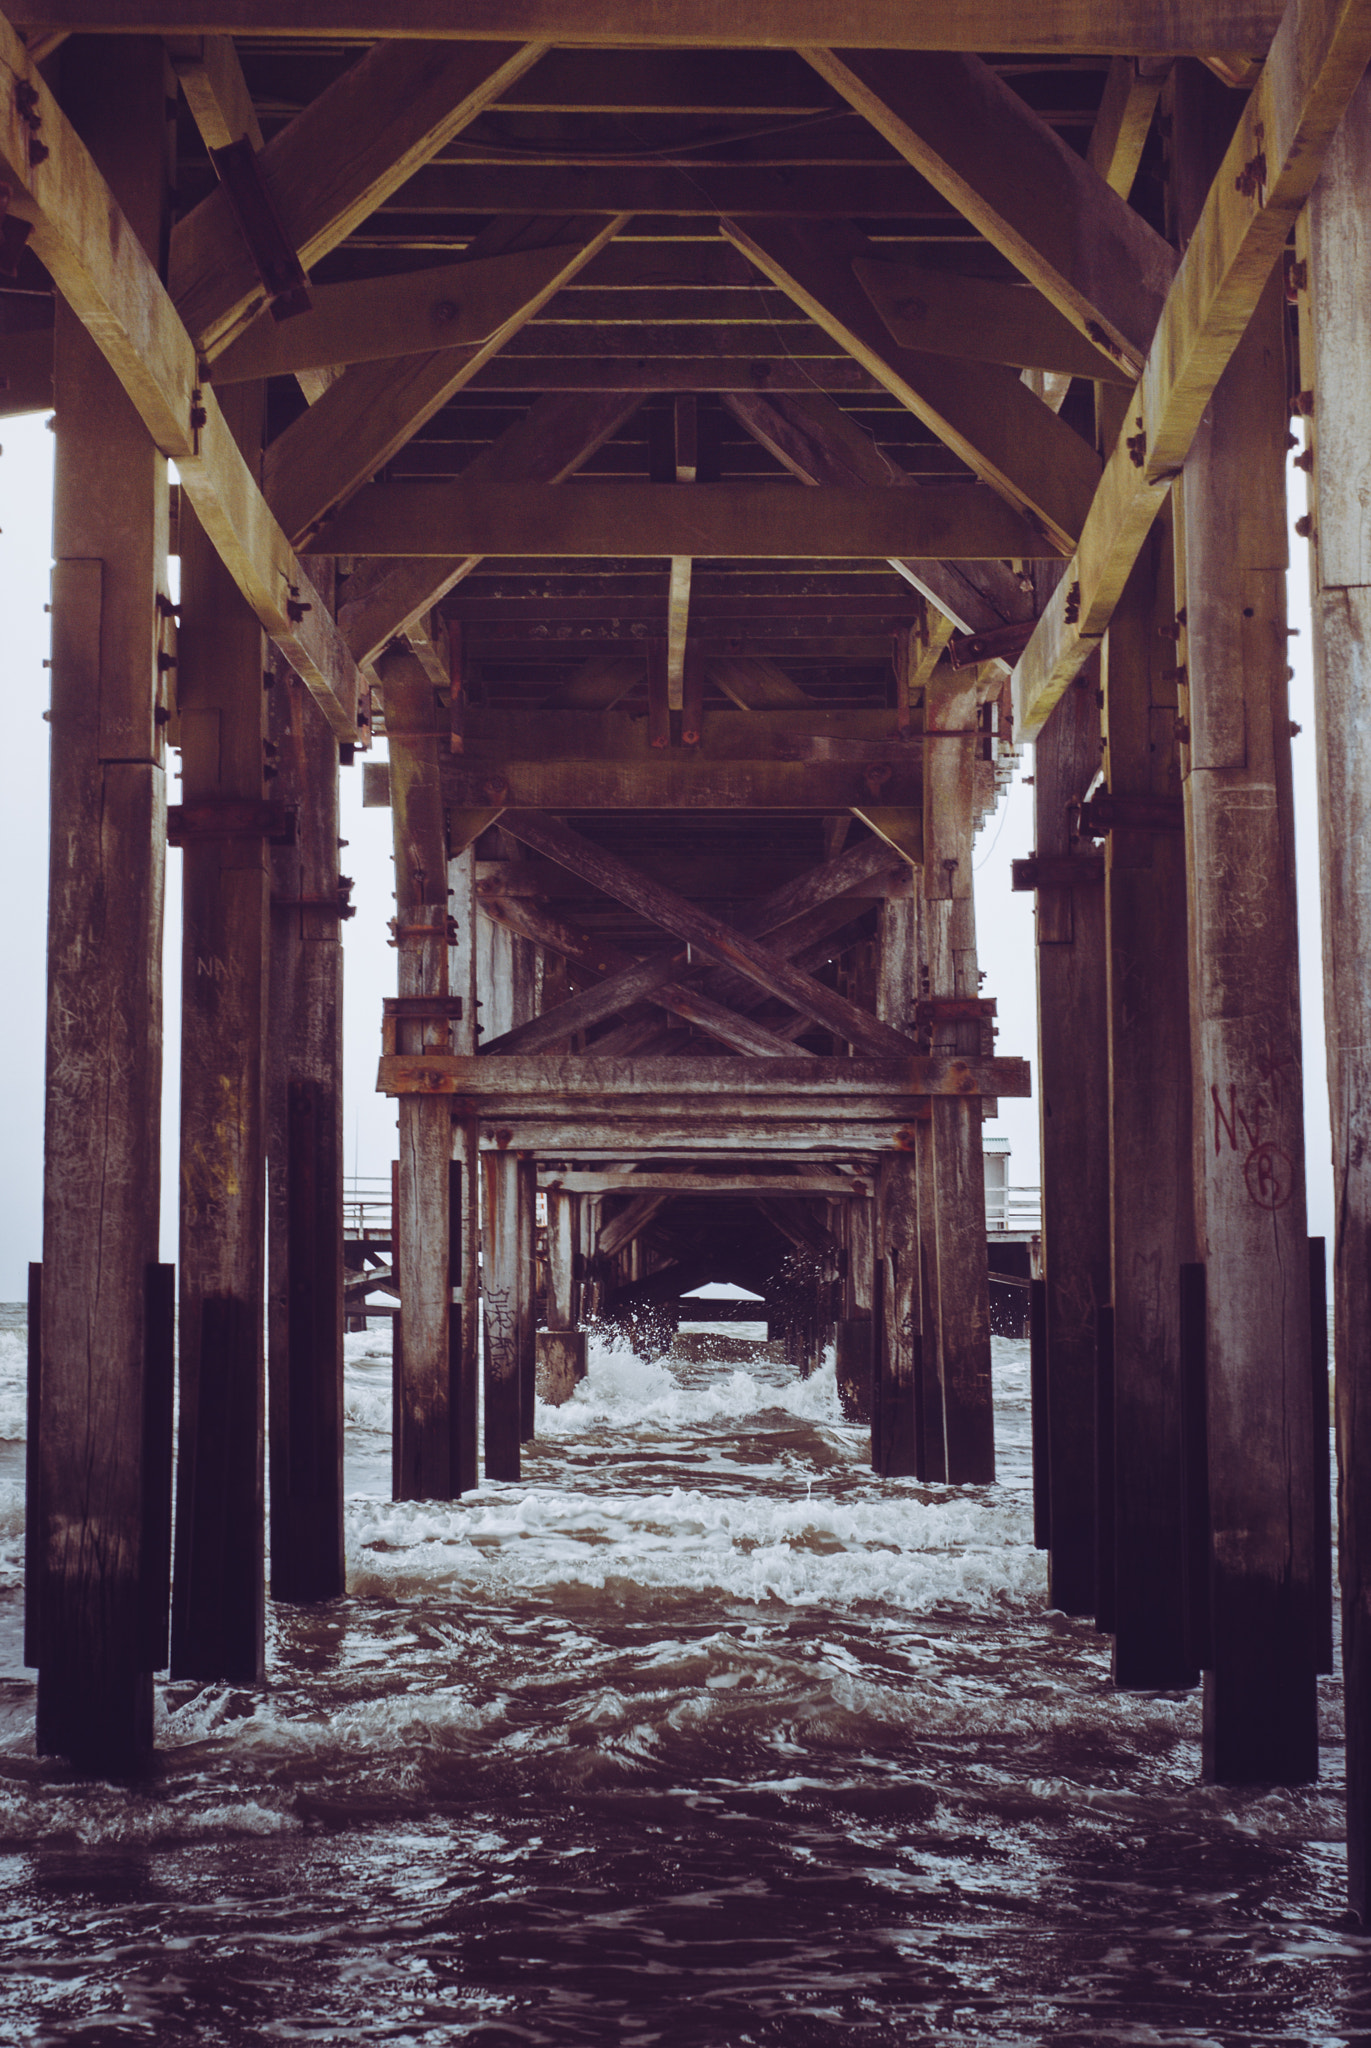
[32,39,173,1768]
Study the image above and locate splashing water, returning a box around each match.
[0,1307,1361,2045]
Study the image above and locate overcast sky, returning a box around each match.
[0,417,1332,1300]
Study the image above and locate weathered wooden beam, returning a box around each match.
[719,216,1101,555]
[379,1052,1030,1100]
[1011,0,1371,737]
[27,2,1290,55]
[339,390,645,668]
[468,355,884,393]
[805,50,1175,372]
[170,38,549,355]
[852,257,1130,380]
[447,759,922,812]
[478,891,813,1058]
[598,1191,670,1260]
[0,16,361,734]
[456,705,929,760]
[264,215,632,548]
[496,811,924,1058]
[541,1168,869,1195]
[317,479,1059,561]
[1088,55,1171,197]
[214,245,617,382]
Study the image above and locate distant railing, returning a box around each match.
[345,1176,392,1242]
[986,1184,1041,1234]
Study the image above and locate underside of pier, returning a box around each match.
[15,0,1371,1916]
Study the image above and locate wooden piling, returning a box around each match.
[1102,525,1197,1689]
[33,39,173,1767]
[1304,67,1371,1880]
[170,385,270,1683]
[1034,670,1109,1614]
[267,648,346,1603]
[924,672,994,1483]
[383,652,458,1499]
[483,1150,523,1480]
[1181,270,1317,1784]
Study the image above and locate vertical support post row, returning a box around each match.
[170,382,270,1683]
[31,39,174,1768]
[449,841,481,1491]
[1303,68,1371,1891]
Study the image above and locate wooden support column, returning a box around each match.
[836,1193,875,1423]
[873,1152,920,1475]
[1034,667,1109,1615]
[1102,520,1197,1689]
[873,889,924,1471]
[1305,64,1371,1912]
[1177,90,1316,1785]
[482,1150,523,1480]
[925,670,995,1483]
[448,843,480,1492]
[519,1152,538,1439]
[31,39,173,1768]
[382,652,457,1499]
[537,1180,586,1405]
[170,383,270,1682]
[266,620,345,1605]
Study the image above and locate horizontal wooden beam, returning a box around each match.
[458,707,927,761]
[467,356,884,392]
[445,758,923,813]
[539,1168,870,1194]
[314,480,1060,560]
[0,13,361,734]
[1012,0,1371,735]
[25,3,1287,56]
[378,1052,1031,1098]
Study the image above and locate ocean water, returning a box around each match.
[0,1307,1364,2045]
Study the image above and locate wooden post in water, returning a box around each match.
[170,383,270,1682]
[1303,71,1371,1885]
[1180,268,1316,1782]
[924,670,994,1482]
[835,1191,875,1425]
[31,39,174,1767]
[1102,521,1197,1689]
[449,844,481,1491]
[872,887,922,1471]
[483,1151,523,1479]
[519,1152,538,1439]
[1033,671,1109,1614]
[266,635,345,1604]
[382,652,456,1499]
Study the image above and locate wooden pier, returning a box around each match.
[13,0,1371,1916]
